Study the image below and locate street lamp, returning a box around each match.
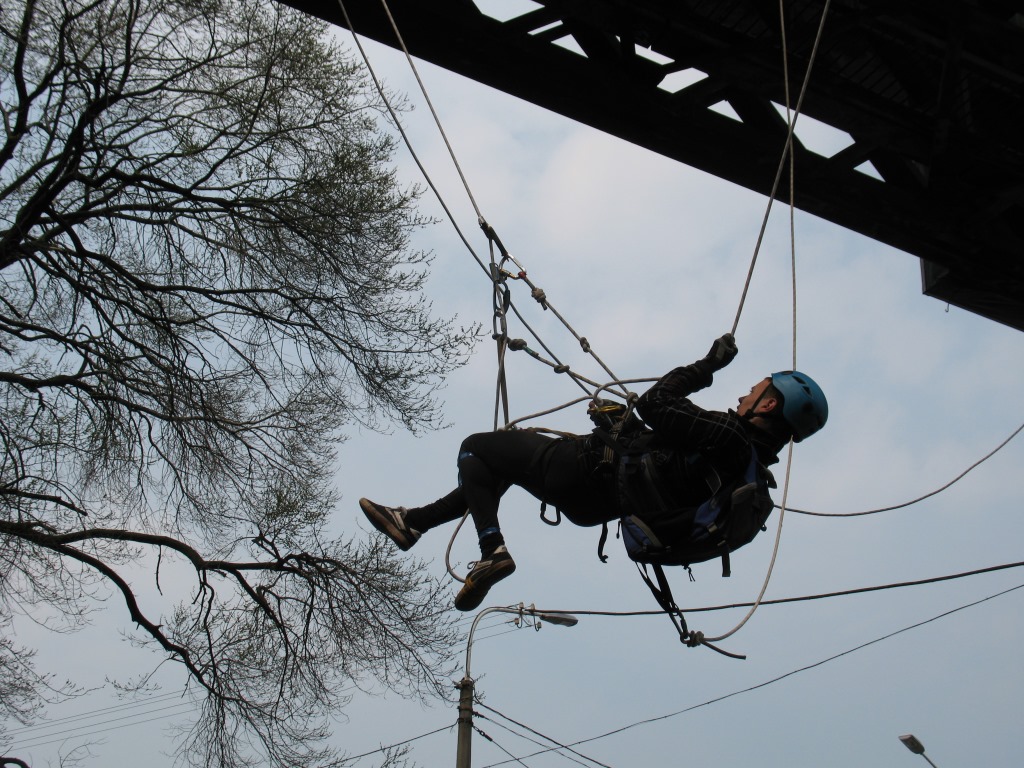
[456,603,578,768]
[899,734,941,768]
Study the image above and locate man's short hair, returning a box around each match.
[761,382,793,440]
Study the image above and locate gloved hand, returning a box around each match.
[703,333,738,371]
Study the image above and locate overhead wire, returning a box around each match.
[535,558,1024,617]
[472,717,594,768]
[475,702,613,768]
[340,568,1024,767]
[5,706,197,752]
[2,691,187,737]
[471,724,532,768]
[338,723,455,765]
[479,582,1024,767]
[3,694,196,752]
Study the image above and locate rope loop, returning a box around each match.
[553,364,570,374]
[579,337,591,353]
[508,338,528,351]
[530,286,548,307]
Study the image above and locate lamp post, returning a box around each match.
[456,603,578,768]
[899,734,941,768]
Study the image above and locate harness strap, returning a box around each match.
[539,501,561,526]
[636,562,690,643]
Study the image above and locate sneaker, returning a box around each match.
[359,498,421,551]
[453,546,517,612]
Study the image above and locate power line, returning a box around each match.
[472,717,592,768]
[6,706,197,752]
[3,691,187,736]
[480,582,1024,767]
[475,703,612,768]
[532,559,1024,619]
[338,723,454,765]
[471,724,531,767]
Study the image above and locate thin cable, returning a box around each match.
[683,560,1024,612]
[481,583,1024,767]
[528,558,1024,617]
[476,703,613,768]
[472,724,532,767]
[340,1,638,577]
[506,300,597,397]
[6,707,198,752]
[2,691,187,736]
[4,702,195,748]
[343,0,629,407]
[473,714,592,768]
[339,723,455,765]
[791,418,1024,517]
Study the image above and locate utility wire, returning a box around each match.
[476,703,613,768]
[532,559,1024,618]
[481,582,1024,767]
[472,714,593,768]
[6,707,197,752]
[338,723,454,765]
[472,724,531,767]
[3,691,187,736]
[4,701,196,751]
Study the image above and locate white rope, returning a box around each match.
[792,418,1024,517]
[731,0,833,338]
[373,0,486,222]
[701,0,832,647]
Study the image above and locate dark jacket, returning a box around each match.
[632,360,782,507]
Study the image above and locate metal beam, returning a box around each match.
[281,0,1024,330]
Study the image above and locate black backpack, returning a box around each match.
[592,424,776,651]
[617,443,776,577]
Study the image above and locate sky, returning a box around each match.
[8,4,1024,767]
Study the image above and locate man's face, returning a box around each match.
[737,378,773,418]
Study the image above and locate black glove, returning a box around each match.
[703,333,738,371]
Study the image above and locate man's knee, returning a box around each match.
[459,432,491,458]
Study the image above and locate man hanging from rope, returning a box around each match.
[360,334,828,611]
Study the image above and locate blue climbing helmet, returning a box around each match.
[770,370,828,442]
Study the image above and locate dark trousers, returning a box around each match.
[404,430,619,538]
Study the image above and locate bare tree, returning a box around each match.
[0,0,475,764]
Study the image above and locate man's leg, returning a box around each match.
[362,429,599,611]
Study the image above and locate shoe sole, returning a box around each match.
[359,498,416,551]
[453,559,516,612]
